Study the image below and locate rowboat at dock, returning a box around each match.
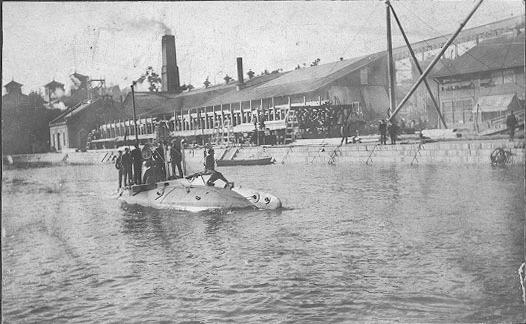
[216,156,273,167]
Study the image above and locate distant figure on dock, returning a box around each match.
[170,140,183,179]
[388,121,398,145]
[506,111,518,141]
[204,148,232,188]
[123,148,133,186]
[351,130,362,144]
[340,122,349,145]
[379,120,387,145]
[131,145,142,185]
[115,150,124,189]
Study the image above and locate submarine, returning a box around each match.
[118,174,282,212]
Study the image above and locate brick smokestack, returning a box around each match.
[161,35,180,93]
[236,57,244,90]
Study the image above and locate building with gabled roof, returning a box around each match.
[49,96,125,151]
[93,49,391,146]
[432,34,525,131]
[199,53,388,116]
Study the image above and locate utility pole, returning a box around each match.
[388,2,448,129]
[389,0,484,122]
[386,0,396,118]
[131,82,139,147]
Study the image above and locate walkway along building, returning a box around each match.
[90,43,392,147]
[432,34,525,133]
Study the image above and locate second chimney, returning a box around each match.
[161,35,180,93]
[236,57,244,90]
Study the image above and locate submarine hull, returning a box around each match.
[118,173,283,212]
[119,181,254,212]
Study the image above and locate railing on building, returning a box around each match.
[87,94,367,148]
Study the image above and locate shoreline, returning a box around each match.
[3,137,524,169]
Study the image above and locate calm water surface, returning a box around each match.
[2,162,524,323]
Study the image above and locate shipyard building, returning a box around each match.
[432,34,525,133]
[89,34,392,149]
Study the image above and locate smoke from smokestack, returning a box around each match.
[97,18,172,35]
[125,18,172,35]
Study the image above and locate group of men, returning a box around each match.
[378,120,399,145]
[115,145,143,188]
[115,141,184,189]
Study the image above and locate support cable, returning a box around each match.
[389,2,448,129]
[388,0,485,122]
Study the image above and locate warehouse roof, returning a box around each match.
[433,35,525,78]
[202,53,384,106]
[122,73,283,117]
[121,52,385,117]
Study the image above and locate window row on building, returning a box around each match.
[440,68,520,92]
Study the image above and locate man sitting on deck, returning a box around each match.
[205,149,233,188]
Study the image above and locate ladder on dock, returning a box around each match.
[285,110,299,144]
[212,119,234,146]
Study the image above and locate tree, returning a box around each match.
[137,66,162,92]
[247,70,255,80]
[203,77,211,88]
[2,92,62,154]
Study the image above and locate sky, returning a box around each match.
[2,1,524,95]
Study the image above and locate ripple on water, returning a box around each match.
[1,163,524,323]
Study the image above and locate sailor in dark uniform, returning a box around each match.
[122,147,133,186]
[170,140,183,178]
[204,149,232,188]
[115,150,124,188]
[131,145,142,184]
[153,144,166,181]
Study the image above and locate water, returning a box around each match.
[2,162,524,323]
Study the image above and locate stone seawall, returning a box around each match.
[6,139,525,169]
[182,140,524,167]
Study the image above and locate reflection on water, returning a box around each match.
[2,163,524,323]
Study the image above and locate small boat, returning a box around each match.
[216,156,274,167]
[118,174,282,212]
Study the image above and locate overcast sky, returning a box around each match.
[2,1,523,94]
